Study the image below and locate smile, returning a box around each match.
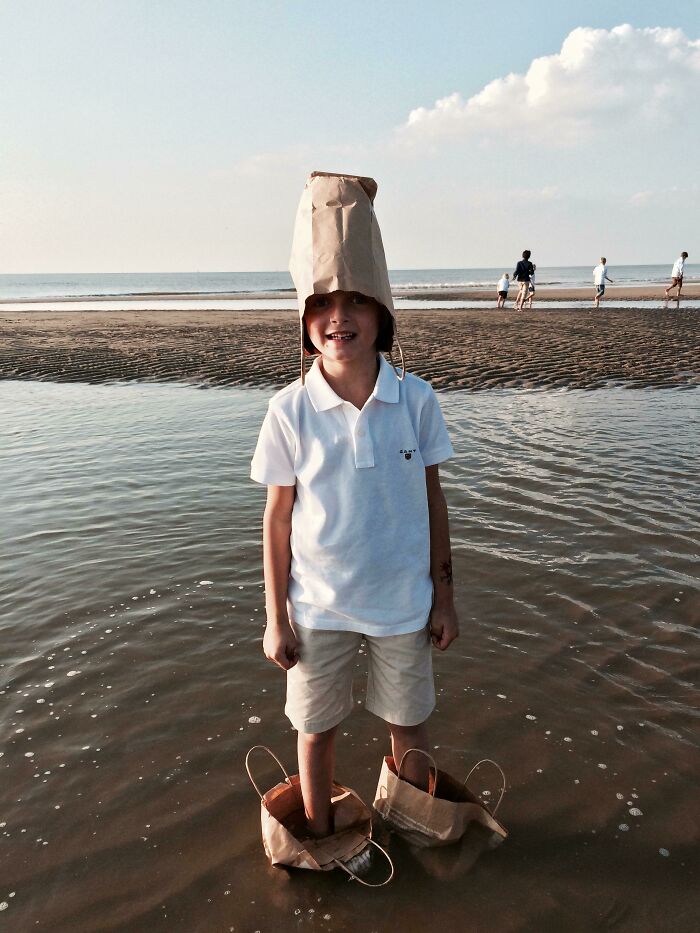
[326,332,356,341]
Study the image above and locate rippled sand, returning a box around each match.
[1,307,699,389]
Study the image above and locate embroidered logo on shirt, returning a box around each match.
[400,448,416,460]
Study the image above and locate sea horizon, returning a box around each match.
[1,264,698,303]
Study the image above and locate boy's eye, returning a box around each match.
[351,294,368,305]
[310,296,329,309]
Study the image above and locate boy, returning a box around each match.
[513,250,534,310]
[251,172,459,847]
[593,257,614,309]
[665,251,688,300]
[496,273,509,308]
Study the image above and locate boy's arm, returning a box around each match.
[425,465,459,650]
[262,484,299,670]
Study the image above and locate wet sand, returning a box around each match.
[1,306,699,390]
[397,284,700,302]
[3,284,700,304]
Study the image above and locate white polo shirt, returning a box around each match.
[250,353,454,636]
[672,257,685,278]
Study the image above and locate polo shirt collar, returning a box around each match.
[305,353,400,412]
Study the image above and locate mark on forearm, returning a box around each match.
[439,558,453,586]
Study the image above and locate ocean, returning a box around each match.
[1,264,698,301]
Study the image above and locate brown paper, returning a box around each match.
[373,750,508,849]
[289,171,395,319]
[246,745,393,886]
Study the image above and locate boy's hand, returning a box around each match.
[429,604,459,651]
[263,621,299,670]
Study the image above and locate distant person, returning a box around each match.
[496,273,510,308]
[526,264,536,309]
[664,251,688,300]
[592,258,614,309]
[513,250,534,310]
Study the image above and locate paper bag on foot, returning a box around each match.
[246,745,393,886]
[373,748,507,849]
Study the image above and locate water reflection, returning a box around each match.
[1,382,698,932]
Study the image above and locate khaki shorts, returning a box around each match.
[285,623,435,734]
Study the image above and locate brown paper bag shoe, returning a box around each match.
[373,748,507,849]
[246,745,394,887]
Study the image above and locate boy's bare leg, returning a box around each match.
[388,720,430,791]
[298,727,337,837]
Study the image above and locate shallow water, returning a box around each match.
[3,296,700,312]
[1,382,699,931]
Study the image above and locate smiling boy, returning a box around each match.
[251,172,458,850]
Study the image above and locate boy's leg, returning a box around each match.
[387,719,430,791]
[365,627,435,793]
[285,625,361,837]
[298,727,337,836]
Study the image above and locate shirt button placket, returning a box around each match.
[354,418,374,469]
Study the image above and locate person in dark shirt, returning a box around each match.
[513,250,535,311]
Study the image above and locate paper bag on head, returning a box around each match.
[245,745,394,887]
[289,171,400,381]
[373,748,508,851]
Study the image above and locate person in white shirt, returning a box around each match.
[592,258,614,309]
[665,251,688,300]
[496,272,510,308]
[526,265,536,309]
[251,172,458,853]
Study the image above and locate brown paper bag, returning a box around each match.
[288,171,406,382]
[245,745,393,887]
[373,748,507,849]
[288,171,395,319]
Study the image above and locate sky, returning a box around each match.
[1,0,698,272]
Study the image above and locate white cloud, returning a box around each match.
[399,25,700,146]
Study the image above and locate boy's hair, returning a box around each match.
[522,250,531,260]
[601,257,606,264]
[302,301,394,356]
[681,251,688,258]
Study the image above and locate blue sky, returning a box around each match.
[1,0,698,271]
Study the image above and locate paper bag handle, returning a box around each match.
[333,837,395,888]
[396,747,438,798]
[245,745,292,799]
[464,758,506,814]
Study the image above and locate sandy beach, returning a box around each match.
[396,284,700,302]
[2,305,699,390]
[3,284,699,305]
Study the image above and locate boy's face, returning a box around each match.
[304,291,381,364]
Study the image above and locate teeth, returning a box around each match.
[328,333,354,340]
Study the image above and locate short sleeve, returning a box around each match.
[418,389,454,466]
[250,405,296,486]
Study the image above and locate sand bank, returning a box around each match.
[1,307,698,390]
[394,284,700,302]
